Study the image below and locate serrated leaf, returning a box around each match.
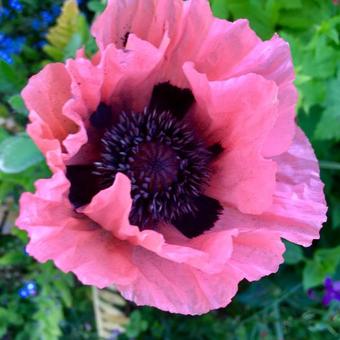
[0,134,43,174]
[315,67,340,140]
[44,0,89,61]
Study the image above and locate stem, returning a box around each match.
[319,161,340,171]
[239,284,302,326]
[273,303,284,340]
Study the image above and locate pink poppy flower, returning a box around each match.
[16,0,327,315]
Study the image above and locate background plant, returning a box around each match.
[0,0,339,339]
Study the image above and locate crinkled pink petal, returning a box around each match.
[160,0,214,86]
[224,35,297,157]
[66,57,103,114]
[213,128,327,247]
[228,230,285,281]
[22,62,98,171]
[266,128,327,245]
[184,65,279,214]
[81,174,236,274]
[80,173,164,248]
[106,34,169,110]
[26,111,64,172]
[184,64,279,149]
[91,0,182,50]
[116,247,242,315]
[22,63,76,142]
[195,19,260,80]
[16,172,137,288]
[207,149,277,214]
[158,224,237,274]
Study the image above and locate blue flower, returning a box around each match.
[51,4,61,17]
[9,0,23,12]
[32,18,42,30]
[0,7,10,22]
[0,33,25,63]
[18,281,38,299]
[41,10,54,25]
[0,50,13,64]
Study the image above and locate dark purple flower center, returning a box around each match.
[67,83,223,238]
[132,142,179,191]
[95,109,213,230]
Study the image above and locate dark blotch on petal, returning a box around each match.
[122,31,130,47]
[172,195,223,238]
[66,165,101,208]
[208,143,224,159]
[149,82,195,120]
[90,103,113,129]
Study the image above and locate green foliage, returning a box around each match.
[0,61,25,94]
[8,95,28,116]
[44,0,90,61]
[315,66,340,140]
[87,0,108,14]
[283,241,305,265]
[0,134,43,174]
[303,246,340,289]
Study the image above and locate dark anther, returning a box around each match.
[66,165,103,208]
[208,143,224,159]
[90,103,113,129]
[149,82,195,120]
[171,195,223,238]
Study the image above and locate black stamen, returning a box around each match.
[149,82,195,120]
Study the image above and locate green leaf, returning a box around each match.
[303,246,340,289]
[87,0,107,13]
[0,134,43,174]
[210,0,229,19]
[223,0,274,39]
[8,94,28,116]
[283,241,304,265]
[0,307,23,327]
[315,67,340,140]
[0,250,27,266]
[125,310,149,338]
